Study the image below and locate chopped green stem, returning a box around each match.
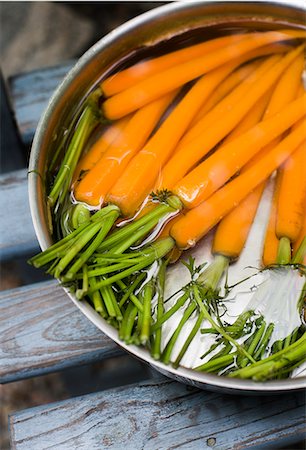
[97,204,176,252]
[240,319,266,368]
[121,303,138,343]
[84,237,174,295]
[224,310,255,338]
[162,302,197,365]
[86,259,137,278]
[151,290,190,332]
[89,277,108,318]
[99,281,117,318]
[63,210,120,280]
[71,204,91,229]
[54,221,103,278]
[292,236,306,265]
[151,261,167,360]
[173,311,204,369]
[129,293,144,313]
[198,254,229,290]
[290,327,300,345]
[140,281,154,345]
[195,354,235,372]
[193,285,255,364]
[228,333,306,379]
[255,323,274,360]
[277,236,292,265]
[119,273,146,307]
[48,106,98,207]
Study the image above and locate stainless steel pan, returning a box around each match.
[29,0,306,394]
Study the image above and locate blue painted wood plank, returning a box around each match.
[0,280,122,383]
[9,378,305,450]
[0,169,39,260]
[9,61,75,145]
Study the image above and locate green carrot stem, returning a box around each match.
[198,254,229,290]
[290,327,300,345]
[119,273,146,308]
[195,354,235,372]
[229,333,306,379]
[71,204,91,229]
[84,237,175,295]
[277,236,292,265]
[48,106,98,207]
[292,236,306,264]
[140,281,154,344]
[122,303,138,343]
[99,281,117,318]
[97,204,176,252]
[161,302,197,365]
[223,310,255,338]
[173,311,204,369]
[239,319,266,368]
[255,323,274,360]
[85,259,137,279]
[151,290,190,332]
[193,285,255,363]
[63,210,120,280]
[89,277,108,318]
[151,261,167,360]
[54,221,103,278]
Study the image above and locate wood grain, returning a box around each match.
[9,378,305,450]
[9,62,74,146]
[0,280,122,383]
[0,169,39,260]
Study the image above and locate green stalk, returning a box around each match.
[229,332,306,380]
[292,236,306,265]
[276,236,291,265]
[151,290,190,332]
[193,285,255,364]
[89,277,108,318]
[48,106,99,208]
[162,302,197,365]
[84,237,175,296]
[84,259,137,278]
[173,311,204,369]
[151,261,167,360]
[97,204,176,252]
[255,323,274,360]
[239,319,266,368]
[195,354,235,372]
[54,221,103,278]
[119,273,146,308]
[63,210,120,280]
[121,303,138,343]
[197,254,229,289]
[140,281,154,344]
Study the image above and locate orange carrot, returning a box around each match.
[262,174,282,267]
[101,33,249,97]
[170,120,306,250]
[106,56,261,217]
[188,43,291,128]
[74,91,176,206]
[159,45,304,191]
[214,70,303,261]
[275,142,306,243]
[211,95,272,259]
[102,30,305,120]
[173,91,306,210]
[73,116,130,184]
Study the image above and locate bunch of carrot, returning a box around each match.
[29,28,306,380]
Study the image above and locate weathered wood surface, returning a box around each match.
[0,169,39,260]
[9,378,305,450]
[0,280,122,383]
[9,62,75,146]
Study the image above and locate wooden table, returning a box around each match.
[1,64,305,450]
